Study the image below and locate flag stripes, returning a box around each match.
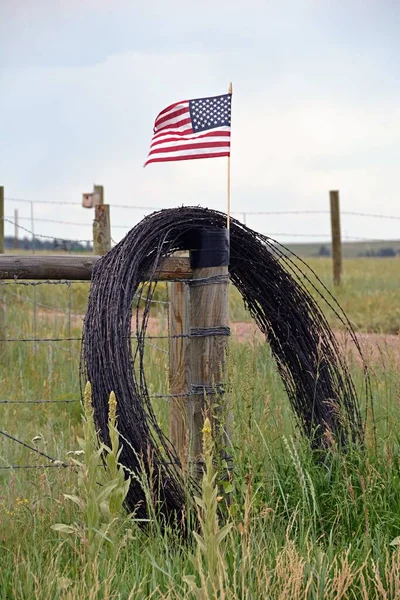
[144,94,231,166]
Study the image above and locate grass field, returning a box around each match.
[230,257,400,335]
[1,257,400,598]
[286,240,400,260]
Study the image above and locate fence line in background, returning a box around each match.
[4,201,400,257]
[3,218,92,245]
[3,215,400,248]
[3,187,400,295]
[7,195,400,220]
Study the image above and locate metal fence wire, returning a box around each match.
[0,278,173,472]
[6,196,400,249]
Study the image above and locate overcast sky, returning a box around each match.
[1,0,399,244]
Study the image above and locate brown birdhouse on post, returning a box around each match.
[82,184,103,208]
[81,185,110,255]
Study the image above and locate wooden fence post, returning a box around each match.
[93,205,111,255]
[187,243,231,481]
[93,184,104,206]
[0,186,5,357]
[169,280,191,469]
[330,190,342,286]
[92,185,111,255]
[14,209,19,249]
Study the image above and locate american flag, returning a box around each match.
[144,93,231,166]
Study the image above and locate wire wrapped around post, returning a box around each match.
[82,206,369,527]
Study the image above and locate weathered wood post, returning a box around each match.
[188,229,231,480]
[169,279,191,469]
[0,255,192,281]
[92,185,111,255]
[330,190,342,286]
[168,230,231,480]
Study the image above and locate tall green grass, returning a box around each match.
[1,273,400,598]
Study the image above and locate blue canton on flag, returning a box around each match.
[189,95,232,132]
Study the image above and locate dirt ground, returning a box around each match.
[39,308,400,367]
[125,316,400,367]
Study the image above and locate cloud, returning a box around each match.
[1,1,400,244]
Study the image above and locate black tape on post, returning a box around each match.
[181,228,230,269]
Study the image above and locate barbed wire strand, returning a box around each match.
[0,393,188,409]
[4,215,131,229]
[3,287,167,316]
[0,337,82,342]
[3,216,400,245]
[0,280,75,287]
[2,218,91,244]
[0,430,67,466]
[3,288,83,317]
[0,399,80,404]
[6,197,400,221]
[0,332,197,343]
[0,464,73,470]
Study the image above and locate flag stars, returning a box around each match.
[189,94,231,132]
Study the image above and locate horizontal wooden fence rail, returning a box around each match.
[0,255,193,281]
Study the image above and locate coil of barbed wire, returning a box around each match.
[82,206,369,526]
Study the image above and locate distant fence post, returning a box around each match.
[169,279,191,469]
[30,201,35,253]
[330,190,342,286]
[0,186,5,357]
[14,209,19,249]
[92,186,111,255]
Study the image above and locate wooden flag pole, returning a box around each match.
[227,82,232,230]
